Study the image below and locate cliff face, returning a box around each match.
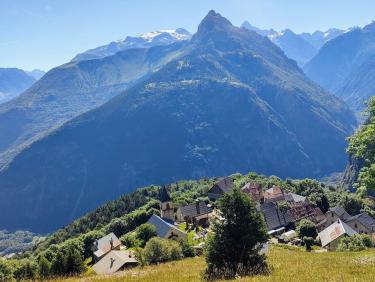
[341,156,364,191]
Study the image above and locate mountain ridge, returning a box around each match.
[304,22,375,112]
[241,21,346,66]
[0,11,356,233]
[72,28,191,62]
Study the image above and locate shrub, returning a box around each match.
[13,258,38,281]
[296,219,317,239]
[50,239,85,276]
[80,229,105,259]
[38,254,51,280]
[0,259,14,282]
[142,237,182,264]
[120,233,141,249]
[337,234,373,251]
[136,224,157,247]
[339,195,363,215]
[204,188,269,280]
[178,238,195,257]
[303,237,314,252]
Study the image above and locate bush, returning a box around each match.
[136,224,157,247]
[142,237,182,264]
[303,237,314,252]
[0,259,14,282]
[38,254,51,280]
[204,188,269,280]
[296,219,317,239]
[120,233,141,249]
[80,229,105,259]
[50,239,85,276]
[339,195,363,215]
[178,238,195,257]
[337,234,373,251]
[13,258,38,281]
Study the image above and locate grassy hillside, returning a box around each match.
[53,245,375,281]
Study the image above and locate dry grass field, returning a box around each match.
[53,245,375,282]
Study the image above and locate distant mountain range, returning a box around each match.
[304,22,375,113]
[0,68,45,104]
[0,11,356,233]
[241,21,346,66]
[0,41,186,170]
[72,28,191,62]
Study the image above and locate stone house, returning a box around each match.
[345,212,375,237]
[176,201,211,226]
[241,182,263,202]
[207,177,234,200]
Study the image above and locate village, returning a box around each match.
[90,177,375,275]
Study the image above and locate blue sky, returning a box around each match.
[1,0,374,71]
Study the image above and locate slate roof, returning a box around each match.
[93,233,121,258]
[147,214,184,238]
[286,193,306,203]
[92,250,137,275]
[159,186,171,202]
[318,219,357,247]
[179,201,211,218]
[346,212,375,232]
[260,202,292,231]
[209,177,234,194]
[329,207,351,221]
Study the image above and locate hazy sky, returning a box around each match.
[1,0,374,71]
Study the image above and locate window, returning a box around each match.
[355,223,358,228]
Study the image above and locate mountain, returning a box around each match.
[0,41,186,170]
[241,22,345,66]
[300,28,346,50]
[0,11,356,233]
[268,29,318,66]
[72,28,191,62]
[241,21,276,37]
[0,68,36,104]
[26,69,46,80]
[304,22,375,112]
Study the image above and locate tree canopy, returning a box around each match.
[205,188,269,279]
[348,97,375,193]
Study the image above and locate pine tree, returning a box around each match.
[38,254,51,280]
[204,187,269,279]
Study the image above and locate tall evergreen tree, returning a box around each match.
[204,188,269,279]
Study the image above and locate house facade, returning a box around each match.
[345,212,375,237]
[241,182,263,202]
[176,201,211,226]
[318,207,351,231]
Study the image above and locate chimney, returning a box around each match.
[110,237,114,250]
[196,200,201,215]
